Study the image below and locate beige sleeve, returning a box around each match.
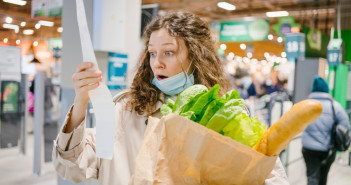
[264,157,290,185]
[52,105,99,183]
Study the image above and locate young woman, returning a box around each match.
[53,11,288,185]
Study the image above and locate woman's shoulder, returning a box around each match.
[113,89,132,104]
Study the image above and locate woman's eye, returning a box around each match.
[165,51,174,56]
[149,52,156,57]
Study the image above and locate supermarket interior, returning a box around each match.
[0,0,350,185]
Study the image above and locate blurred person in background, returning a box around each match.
[247,72,267,98]
[264,70,281,95]
[232,67,249,99]
[301,76,350,185]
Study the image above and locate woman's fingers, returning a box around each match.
[76,76,102,88]
[76,62,94,72]
[72,70,101,82]
[78,82,100,92]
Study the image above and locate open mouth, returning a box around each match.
[157,75,168,80]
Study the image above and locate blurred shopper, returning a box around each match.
[52,11,288,184]
[264,71,281,95]
[232,67,249,99]
[301,76,350,185]
[248,72,267,98]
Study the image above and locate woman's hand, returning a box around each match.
[72,62,102,104]
[65,62,102,133]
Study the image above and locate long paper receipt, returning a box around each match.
[76,0,116,160]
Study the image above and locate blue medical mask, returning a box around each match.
[152,68,194,96]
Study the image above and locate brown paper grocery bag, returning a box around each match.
[129,114,277,185]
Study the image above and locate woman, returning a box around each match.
[302,76,350,185]
[53,11,288,185]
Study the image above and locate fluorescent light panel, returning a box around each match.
[3,23,19,33]
[23,29,34,35]
[217,2,236,11]
[266,11,289,17]
[3,0,27,6]
[38,20,54,27]
[57,27,63,32]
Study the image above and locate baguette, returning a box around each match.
[254,99,322,156]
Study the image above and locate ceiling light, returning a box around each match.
[33,41,38,47]
[3,0,27,6]
[247,52,253,58]
[266,11,289,17]
[23,29,34,35]
[57,27,63,32]
[240,43,246,50]
[220,43,227,50]
[38,20,54,27]
[16,40,20,45]
[217,2,236,11]
[281,52,287,58]
[35,24,41,29]
[20,22,26,27]
[228,52,234,59]
[4,38,8,43]
[268,34,273,40]
[277,37,283,43]
[3,23,19,33]
[5,17,13,24]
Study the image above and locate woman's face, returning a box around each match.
[148,28,191,81]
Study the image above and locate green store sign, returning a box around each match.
[219,19,269,42]
[273,16,300,37]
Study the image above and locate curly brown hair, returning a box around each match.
[124,11,231,116]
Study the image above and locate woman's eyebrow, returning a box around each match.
[148,43,176,47]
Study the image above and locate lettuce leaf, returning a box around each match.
[198,98,226,126]
[181,84,220,122]
[173,85,208,114]
[161,98,175,116]
[206,99,245,132]
[222,113,266,147]
[222,89,241,101]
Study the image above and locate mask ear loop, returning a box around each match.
[180,60,194,88]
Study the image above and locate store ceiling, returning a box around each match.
[0,0,338,45]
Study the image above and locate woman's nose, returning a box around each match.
[154,55,165,69]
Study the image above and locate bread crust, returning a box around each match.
[254,99,323,156]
